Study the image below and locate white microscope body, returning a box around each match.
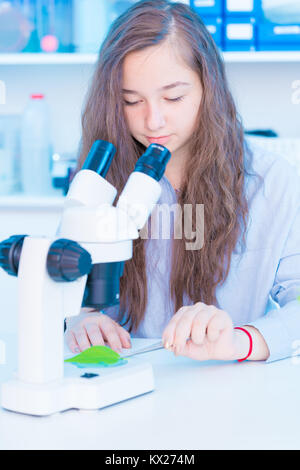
[0,140,170,416]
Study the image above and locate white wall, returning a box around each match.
[0,61,299,161]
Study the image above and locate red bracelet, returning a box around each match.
[234,327,253,362]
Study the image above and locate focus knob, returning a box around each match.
[47,239,92,282]
[0,235,27,276]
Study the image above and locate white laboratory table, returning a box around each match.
[0,334,300,450]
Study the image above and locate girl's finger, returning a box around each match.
[85,323,105,347]
[162,308,186,348]
[206,310,232,342]
[180,338,209,361]
[100,323,123,354]
[117,327,132,349]
[65,330,81,354]
[190,306,216,345]
[173,308,200,353]
[73,327,91,352]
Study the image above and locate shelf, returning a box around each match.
[0,53,97,65]
[221,51,300,63]
[0,51,300,65]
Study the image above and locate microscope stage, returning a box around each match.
[1,359,154,416]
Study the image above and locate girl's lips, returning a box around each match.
[146,135,172,145]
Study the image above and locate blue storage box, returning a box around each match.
[202,16,223,47]
[223,17,256,51]
[190,0,223,17]
[224,0,261,17]
[257,22,300,51]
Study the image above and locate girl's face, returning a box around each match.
[122,40,203,161]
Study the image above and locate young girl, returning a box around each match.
[65,0,300,363]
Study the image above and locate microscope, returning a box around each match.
[0,140,171,416]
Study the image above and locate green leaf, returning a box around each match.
[65,345,121,365]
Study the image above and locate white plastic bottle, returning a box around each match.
[20,94,53,195]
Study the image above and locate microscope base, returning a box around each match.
[1,361,154,416]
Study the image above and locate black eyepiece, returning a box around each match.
[134,144,171,181]
[82,140,116,177]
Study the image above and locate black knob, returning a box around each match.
[0,235,28,276]
[47,239,92,282]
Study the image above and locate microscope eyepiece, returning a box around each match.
[81,140,116,177]
[134,143,171,181]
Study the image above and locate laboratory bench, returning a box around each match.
[0,333,300,450]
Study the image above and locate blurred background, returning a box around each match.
[0,0,299,331]
[0,0,299,198]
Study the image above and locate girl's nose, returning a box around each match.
[145,103,166,131]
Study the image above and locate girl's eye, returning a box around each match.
[123,96,185,106]
[124,100,139,106]
[166,96,184,102]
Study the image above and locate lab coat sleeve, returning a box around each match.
[249,202,300,362]
[101,305,120,322]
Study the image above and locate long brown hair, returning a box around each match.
[77,0,263,332]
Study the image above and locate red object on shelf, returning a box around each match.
[30,94,44,99]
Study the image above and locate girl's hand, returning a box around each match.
[65,308,131,355]
[162,302,246,361]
